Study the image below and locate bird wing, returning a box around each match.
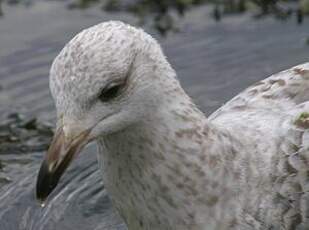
[209,63,309,120]
[208,63,309,229]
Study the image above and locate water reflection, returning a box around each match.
[0,113,52,187]
[0,113,125,229]
[0,0,306,35]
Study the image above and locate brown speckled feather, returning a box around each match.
[209,63,309,230]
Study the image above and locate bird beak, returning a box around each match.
[36,126,90,202]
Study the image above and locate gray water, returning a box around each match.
[0,1,309,229]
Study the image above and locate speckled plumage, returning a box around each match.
[49,21,309,230]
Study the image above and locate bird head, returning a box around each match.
[36,21,178,202]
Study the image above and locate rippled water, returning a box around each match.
[0,113,125,230]
[0,1,309,229]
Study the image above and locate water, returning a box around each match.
[0,1,309,229]
[0,114,125,230]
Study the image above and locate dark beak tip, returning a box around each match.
[36,160,57,202]
[36,191,48,204]
[36,127,90,204]
[36,196,47,207]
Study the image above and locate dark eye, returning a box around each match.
[99,84,122,102]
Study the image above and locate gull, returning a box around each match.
[36,21,309,230]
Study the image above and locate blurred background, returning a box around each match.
[0,1,308,229]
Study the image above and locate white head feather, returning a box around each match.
[48,21,210,229]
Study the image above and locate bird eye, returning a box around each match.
[99,84,122,102]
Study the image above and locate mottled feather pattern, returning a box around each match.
[210,63,309,229]
[50,21,309,229]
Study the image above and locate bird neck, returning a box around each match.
[96,88,238,229]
